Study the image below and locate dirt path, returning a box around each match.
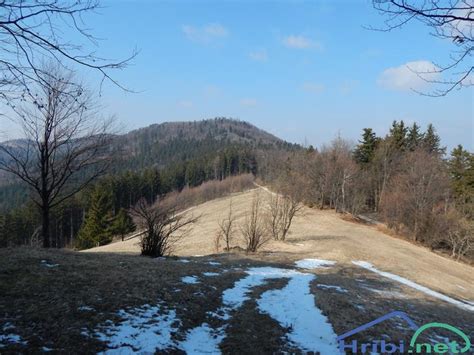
[86,188,474,302]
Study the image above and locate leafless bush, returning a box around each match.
[167,174,254,210]
[435,209,474,260]
[216,200,236,251]
[131,197,198,257]
[266,193,303,241]
[241,192,270,252]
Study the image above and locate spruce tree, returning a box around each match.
[354,128,379,165]
[76,187,115,249]
[111,208,136,241]
[423,123,445,155]
[406,122,424,151]
[388,120,408,151]
[449,145,474,217]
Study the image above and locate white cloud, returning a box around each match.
[302,82,325,94]
[377,60,440,91]
[182,23,228,43]
[249,49,268,62]
[240,98,257,107]
[283,35,322,50]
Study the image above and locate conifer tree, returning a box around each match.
[76,188,115,249]
[354,128,379,165]
[388,120,408,151]
[111,208,136,241]
[423,123,445,155]
[406,122,424,151]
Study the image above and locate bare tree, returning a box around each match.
[0,66,114,247]
[372,0,473,96]
[216,199,236,251]
[241,191,270,252]
[0,0,135,103]
[267,192,303,241]
[380,149,450,242]
[131,197,198,257]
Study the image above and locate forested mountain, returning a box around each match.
[0,118,298,212]
[111,118,292,171]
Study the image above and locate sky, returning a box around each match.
[2,0,473,151]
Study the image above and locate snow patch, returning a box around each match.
[40,260,59,268]
[295,259,336,269]
[78,306,94,312]
[353,261,474,312]
[177,259,190,263]
[205,267,339,354]
[203,272,220,277]
[95,304,179,353]
[317,284,348,293]
[207,261,221,266]
[257,272,339,353]
[180,323,223,354]
[0,323,27,347]
[181,276,200,284]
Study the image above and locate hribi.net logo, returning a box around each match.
[337,311,472,354]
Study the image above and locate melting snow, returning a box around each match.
[40,260,59,268]
[0,323,27,347]
[207,261,221,266]
[203,272,220,277]
[93,266,339,354]
[204,267,339,354]
[177,259,190,263]
[257,271,339,353]
[95,304,179,353]
[353,261,474,312]
[317,284,348,293]
[179,323,223,354]
[295,259,336,269]
[181,276,200,284]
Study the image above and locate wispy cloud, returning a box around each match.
[240,98,258,107]
[249,49,268,62]
[283,35,322,50]
[377,60,440,91]
[182,23,228,43]
[302,82,325,94]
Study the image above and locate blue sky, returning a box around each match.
[3,0,473,150]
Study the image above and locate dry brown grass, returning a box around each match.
[1,245,473,353]
[88,188,474,303]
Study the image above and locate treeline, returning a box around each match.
[0,146,259,248]
[263,121,473,260]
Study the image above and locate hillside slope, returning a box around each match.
[88,187,474,303]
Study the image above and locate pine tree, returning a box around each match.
[354,128,379,165]
[406,122,424,151]
[449,145,474,217]
[76,187,115,249]
[388,120,408,151]
[423,123,445,155]
[111,208,136,241]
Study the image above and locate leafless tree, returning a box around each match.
[266,191,303,241]
[241,191,270,252]
[380,149,450,242]
[216,199,236,251]
[0,66,114,247]
[372,0,473,96]
[0,1,135,101]
[131,197,199,257]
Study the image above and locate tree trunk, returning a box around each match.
[42,206,51,248]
